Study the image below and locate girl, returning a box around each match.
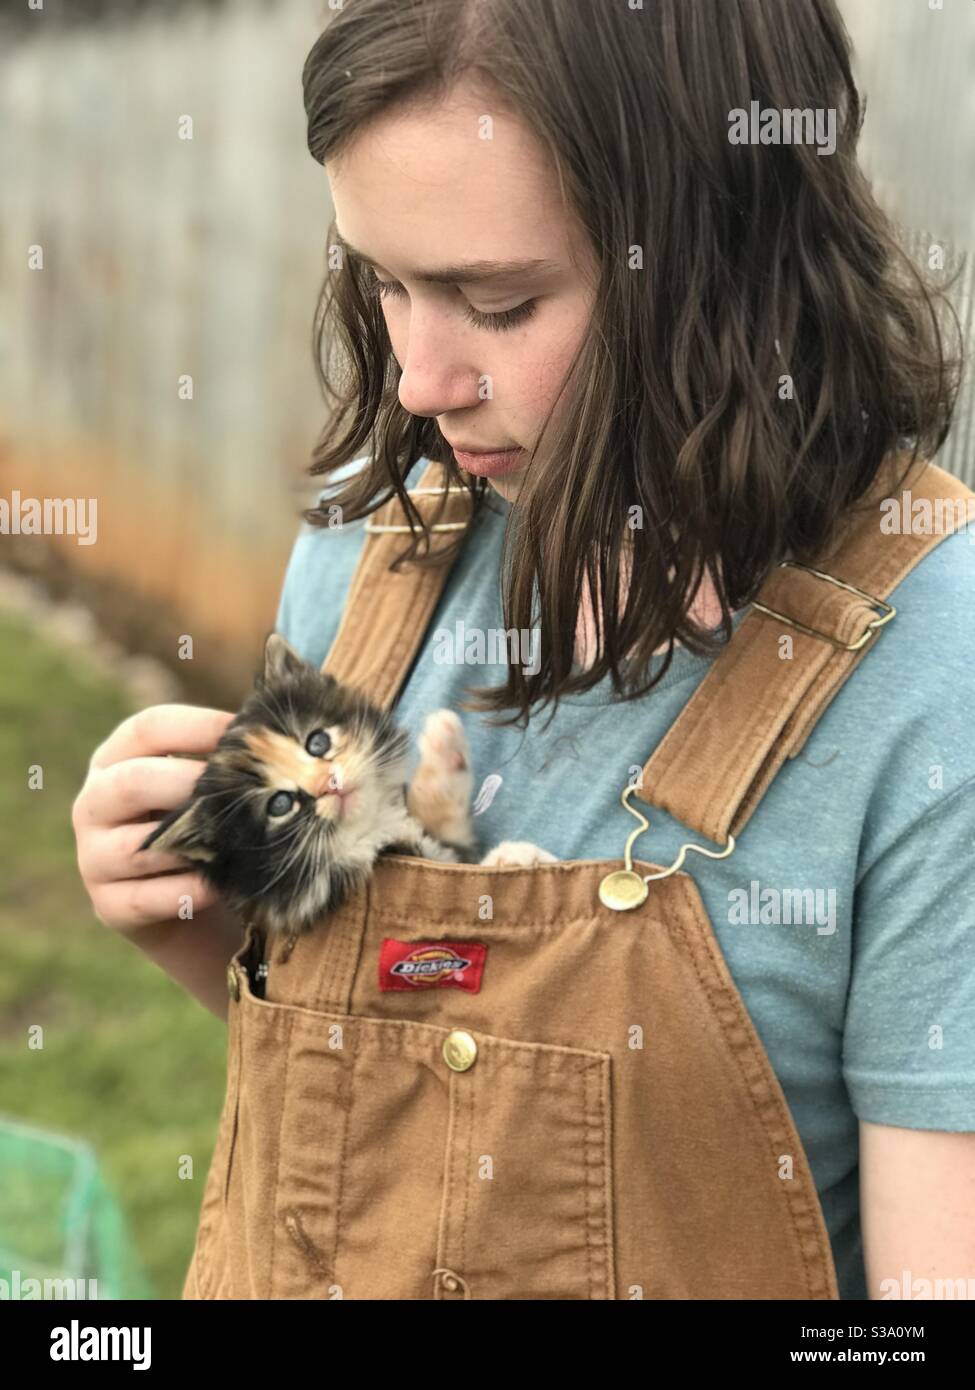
[73,0,974,1301]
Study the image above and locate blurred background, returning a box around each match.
[0,0,973,1299]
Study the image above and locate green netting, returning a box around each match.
[0,1115,155,1299]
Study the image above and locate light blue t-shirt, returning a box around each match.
[275,456,975,1301]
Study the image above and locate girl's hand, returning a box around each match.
[72,704,235,934]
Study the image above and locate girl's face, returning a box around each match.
[326,80,598,502]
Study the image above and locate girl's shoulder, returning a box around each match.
[869,517,975,700]
[829,517,975,874]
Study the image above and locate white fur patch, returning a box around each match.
[479,841,558,868]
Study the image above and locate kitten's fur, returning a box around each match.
[138,633,553,937]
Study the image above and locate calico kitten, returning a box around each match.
[138,633,553,939]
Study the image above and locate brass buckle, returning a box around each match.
[599,784,736,912]
[751,561,896,652]
[364,485,472,535]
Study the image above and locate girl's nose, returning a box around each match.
[396,319,484,419]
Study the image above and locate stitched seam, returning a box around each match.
[670,874,834,1298]
[600,1063,613,1296]
[461,1065,472,1285]
[434,1073,460,1300]
[702,635,833,841]
[845,1077,975,1095]
[331,1014,355,1291]
[681,873,833,1297]
[643,588,844,840]
[260,998,610,1064]
[583,1064,596,1298]
[335,895,354,1010]
[856,769,975,886]
[268,1006,294,1298]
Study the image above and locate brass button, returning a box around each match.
[227,963,240,1001]
[442,1274,459,1292]
[599,869,649,911]
[442,1030,477,1072]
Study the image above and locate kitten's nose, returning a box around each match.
[311,762,346,799]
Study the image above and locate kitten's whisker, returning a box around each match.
[258,819,318,896]
[226,810,312,858]
[208,786,270,829]
[298,821,326,908]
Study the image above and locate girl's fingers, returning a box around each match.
[74,705,239,934]
[79,756,211,829]
[91,871,224,932]
[79,820,201,886]
[88,705,236,772]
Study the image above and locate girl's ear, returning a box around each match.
[138,800,216,863]
[264,632,307,683]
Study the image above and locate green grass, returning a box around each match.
[0,607,228,1299]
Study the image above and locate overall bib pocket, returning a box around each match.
[194,934,615,1300]
[437,1037,615,1300]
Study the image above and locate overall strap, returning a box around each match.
[321,460,474,707]
[321,452,973,851]
[636,454,975,844]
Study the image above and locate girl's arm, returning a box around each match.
[860,1121,975,1298]
[116,902,244,1024]
[72,704,242,1023]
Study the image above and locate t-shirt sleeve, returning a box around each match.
[843,771,975,1130]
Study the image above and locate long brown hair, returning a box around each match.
[300,0,963,729]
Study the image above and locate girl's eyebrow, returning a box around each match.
[334,230,559,284]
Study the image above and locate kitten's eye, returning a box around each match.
[305,729,332,757]
[267,790,296,818]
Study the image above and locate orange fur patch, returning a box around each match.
[408,767,467,840]
[244,728,339,799]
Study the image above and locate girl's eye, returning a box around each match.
[306,729,332,757]
[366,274,538,333]
[267,790,295,818]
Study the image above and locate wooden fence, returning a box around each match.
[0,0,971,702]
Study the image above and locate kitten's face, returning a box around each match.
[138,634,412,934]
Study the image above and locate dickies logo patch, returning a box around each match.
[379,939,487,992]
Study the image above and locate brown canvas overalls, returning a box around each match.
[183,452,972,1300]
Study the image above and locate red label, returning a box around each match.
[379,939,488,992]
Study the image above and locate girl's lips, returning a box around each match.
[452,446,526,478]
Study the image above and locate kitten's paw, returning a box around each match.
[479,840,558,868]
[407,710,475,847]
[417,709,470,773]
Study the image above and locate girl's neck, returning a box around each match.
[573,559,730,670]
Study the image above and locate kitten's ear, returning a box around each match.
[138,800,216,863]
[263,632,306,683]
